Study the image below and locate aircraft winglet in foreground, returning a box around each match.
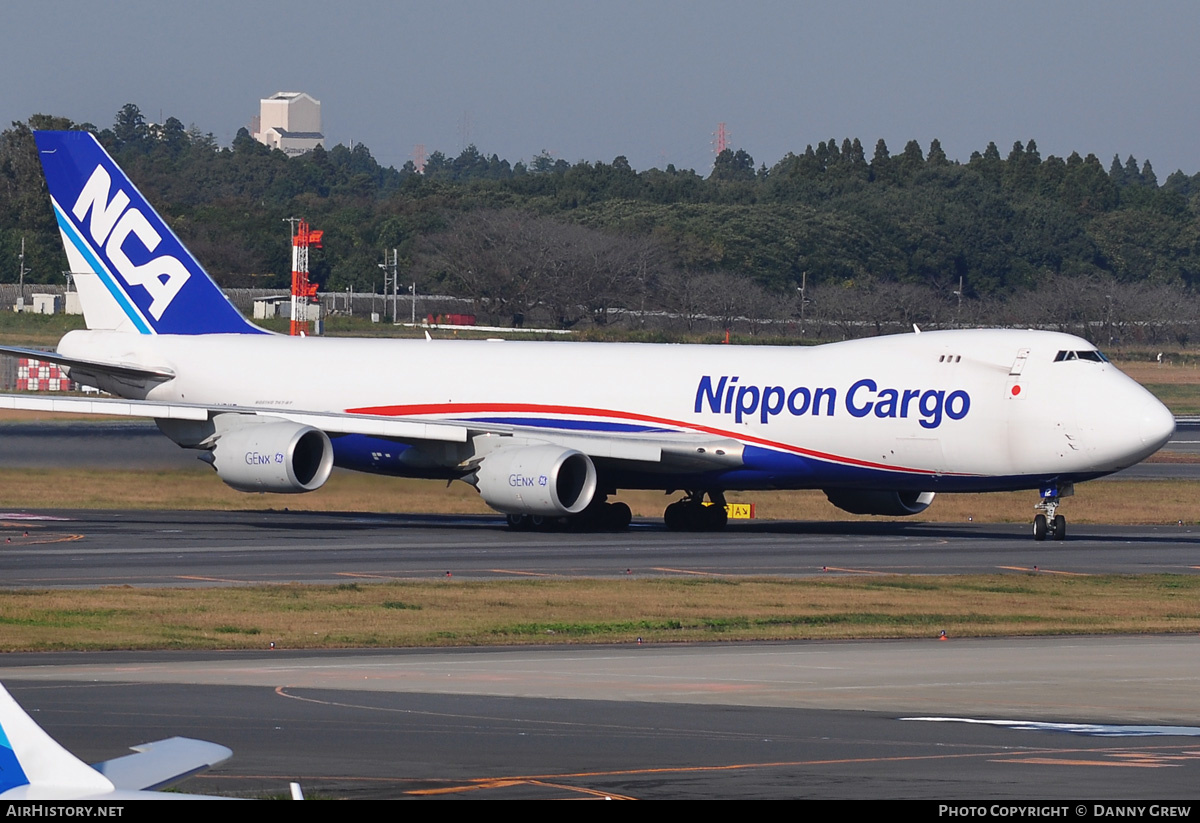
[0,131,1176,539]
[0,683,232,801]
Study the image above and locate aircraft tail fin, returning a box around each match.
[34,130,264,336]
[0,683,115,797]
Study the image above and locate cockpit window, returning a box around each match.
[1054,350,1109,363]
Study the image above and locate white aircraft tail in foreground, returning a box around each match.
[0,131,1176,540]
[0,683,232,801]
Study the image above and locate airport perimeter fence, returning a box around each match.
[0,284,474,325]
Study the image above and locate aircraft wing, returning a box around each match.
[460,427,744,470]
[93,736,233,791]
[0,393,744,472]
[0,394,471,443]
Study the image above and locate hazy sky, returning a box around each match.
[4,1,1198,175]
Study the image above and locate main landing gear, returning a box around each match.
[663,490,729,532]
[505,499,632,532]
[1032,483,1073,541]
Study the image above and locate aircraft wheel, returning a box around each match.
[570,502,630,532]
[609,502,632,530]
[1032,514,1047,541]
[704,503,728,531]
[1052,514,1067,541]
[506,514,531,531]
[663,501,687,531]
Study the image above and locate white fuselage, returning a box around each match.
[58,327,1174,493]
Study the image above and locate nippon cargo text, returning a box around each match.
[695,376,971,429]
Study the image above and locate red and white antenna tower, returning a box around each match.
[290,220,322,336]
[713,122,729,155]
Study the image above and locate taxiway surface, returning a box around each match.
[1,509,1199,587]
[3,638,1200,799]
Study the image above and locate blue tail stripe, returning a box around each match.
[51,200,152,334]
[0,724,30,793]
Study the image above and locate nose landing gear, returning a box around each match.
[1032,483,1073,541]
[663,490,729,532]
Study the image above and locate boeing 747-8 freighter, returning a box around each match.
[0,131,1175,540]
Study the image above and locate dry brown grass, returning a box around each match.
[0,468,1193,525]
[0,409,127,422]
[1,575,1197,652]
[1116,359,1200,385]
[1145,452,1200,464]
[1112,359,1200,414]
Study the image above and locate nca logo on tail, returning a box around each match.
[72,164,190,320]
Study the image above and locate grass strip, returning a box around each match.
[1140,383,1200,415]
[2,575,1199,652]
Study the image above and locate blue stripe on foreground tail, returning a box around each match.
[0,720,30,793]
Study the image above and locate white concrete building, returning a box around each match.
[253,92,324,156]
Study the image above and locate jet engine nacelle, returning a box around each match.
[823,489,936,516]
[474,445,598,516]
[206,421,334,493]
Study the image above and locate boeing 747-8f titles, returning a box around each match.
[0,131,1175,540]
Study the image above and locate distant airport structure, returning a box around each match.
[252,91,324,156]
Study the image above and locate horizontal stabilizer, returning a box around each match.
[94,736,233,791]
[0,344,175,382]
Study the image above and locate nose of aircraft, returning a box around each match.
[1136,390,1175,453]
[1076,376,1175,471]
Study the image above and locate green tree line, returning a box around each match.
[1,104,1198,339]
